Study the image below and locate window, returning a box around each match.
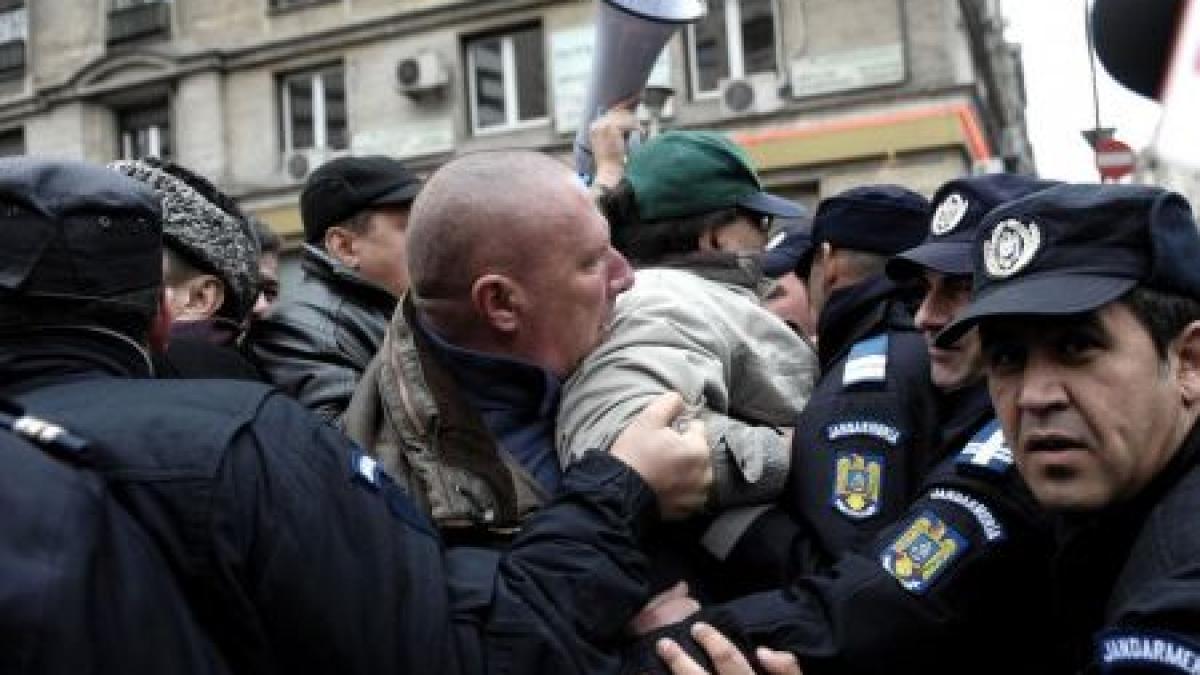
[688,0,781,96]
[118,103,170,160]
[0,1,25,80]
[280,64,348,153]
[0,127,23,157]
[466,25,547,134]
[108,0,170,44]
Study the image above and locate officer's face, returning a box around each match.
[914,270,982,392]
[982,303,1199,512]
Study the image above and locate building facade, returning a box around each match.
[0,0,1032,242]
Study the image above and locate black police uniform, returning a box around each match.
[697,394,1058,675]
[0,156,664,675]
[5,333,662,675]
[0,400,227,675]
[1051,422,1200,673]
[787,275,941,562]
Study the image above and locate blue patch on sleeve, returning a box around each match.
[843,335,889,388]
[955,419,1014,478]
[1097,629,1200,673]
[880,509,968,594]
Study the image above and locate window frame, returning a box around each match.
[687,0,784,99]
[117,102,171,161]
[464,24,549,136]
[278,63,348,154]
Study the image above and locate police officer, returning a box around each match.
[935,183,1200,672]
[788,185,937,561]
[642,177,1061,675]
[0,400,223,674]
[0,157,712,675]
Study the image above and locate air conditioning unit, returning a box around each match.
[396,50,448,98]
[284,149,328,181]
[719,73,784,116]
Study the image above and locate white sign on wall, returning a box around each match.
[0,7,27,44]
[352,118,455,159]
[790,43,905,99]
[550,25,671,134]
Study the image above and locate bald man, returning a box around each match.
[345,149,711,531]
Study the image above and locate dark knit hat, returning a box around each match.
[109,160,260,322]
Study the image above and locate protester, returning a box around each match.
[559,129,818,593]
[249,155,420,421]
[0,156,713,675]
[110,159,261,380]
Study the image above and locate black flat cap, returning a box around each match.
[301,155,422,243]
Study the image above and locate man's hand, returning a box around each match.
[629,581,700,636]
[588,102,640,191]
[657,622,801,675]
[611,392,712,520]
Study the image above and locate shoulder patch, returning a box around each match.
[350,450,382,490]
[955,419,1013,478]
[832,450,884,519]
[825,419,902,445]
[843,334,889,388]
[881,509,968,594]
[1098,629,1200,673]
[5,413,89,455]
[928,487,1006,542]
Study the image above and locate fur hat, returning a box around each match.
[109,160,259,321]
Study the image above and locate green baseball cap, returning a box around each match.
[625,130,802,222]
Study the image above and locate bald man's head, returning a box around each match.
[408,151,583,300]
[405,149,634,375]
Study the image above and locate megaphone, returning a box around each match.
[573,0,706,178]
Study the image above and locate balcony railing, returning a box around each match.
[107,2,170,45]
[0,39,24,80]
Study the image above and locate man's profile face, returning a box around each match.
[353,205,411,298]
[517,176,634,377]
[914,269,981,392]
[252,251,280,320]
[982,303,1188,512]
[765,271,816,340]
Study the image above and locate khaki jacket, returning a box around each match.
[557,256,819,510]
[343,296,544,535]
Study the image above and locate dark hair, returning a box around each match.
[596,179,740,266]
[1121,285,1200,359]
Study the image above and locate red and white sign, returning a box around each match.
[1155,0,1200,169]
[1095,137,1136,181]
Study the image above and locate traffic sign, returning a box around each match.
[1095,137,1136,181]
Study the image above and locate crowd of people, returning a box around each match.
[3,105,1200,675]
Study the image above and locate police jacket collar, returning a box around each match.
[937,381,993,460]
[816,275,911,370]
[301,244,397,313]
[0,326,154,396]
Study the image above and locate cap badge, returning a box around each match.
[931,193,968,235]
[983,219,1041,278]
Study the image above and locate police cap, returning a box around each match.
[887,174,1059,281]
[811,185,930,257]
[0,157,163,313]
[937,183,1200,346]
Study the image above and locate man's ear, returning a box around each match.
[1174,320,1200,406]
[471,274,521,333]
[174,275,225,321]
[324,226,358,268]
